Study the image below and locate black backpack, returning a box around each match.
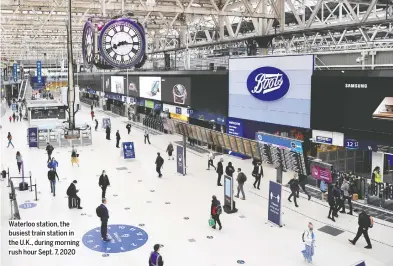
[96,206,103,217]
[216,201,222,215]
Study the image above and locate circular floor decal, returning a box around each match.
[82,224,148,253]
[237,260,245,264]
[19,202,37,209]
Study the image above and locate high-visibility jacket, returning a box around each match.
[373,170,382,183]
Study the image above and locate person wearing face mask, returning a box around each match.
[99,170,111,199]
[301,222,316,264]
[235,168,247,200]
[252,162,263,190]
[216,158,224,186]
[225,162,235,177]
[149,244,164,266]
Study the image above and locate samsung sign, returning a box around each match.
[229,55,314,128]
[247,66,290,101]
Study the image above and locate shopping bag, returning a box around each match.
[208,218,215,227]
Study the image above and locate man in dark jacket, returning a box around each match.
[349,211,373,249]
[48,168,59,196]
[98,198,110,242]
[235,168,246,200]
[99,170,110,199]
[216,158,224,186]
[106,125,111,140]
[66,180,82,209]
[149,244,164,266]
[210,195,222,230]
[46,143,54,163]
[126,123,131,134]
[327,184,337,222]
[297,173,311,200]
[116,130,121,148]
[252,162,263,190]
[155,152,164,178]
[288,174,299,207]
[95,119,98,131]
[225,162,235,177]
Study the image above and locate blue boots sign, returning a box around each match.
[177,145,185,175]
[246,66,290,101]
[268,181,282,227]
[122,142,135,159]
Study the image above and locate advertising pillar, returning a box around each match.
[223,174,237,214]
[27,128,38,148]
[268,181,283,227]
[177,145,185,175]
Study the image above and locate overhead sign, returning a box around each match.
[268,181,282,227]
[122,142,135,159]
[247,66,290,101]
[256,132,303,153]
[36,61,42,84]
[177,145,185,175]
[13,63,18,82]
[315,136,332,144]
[11,103,17,111]
[27,128,38,148]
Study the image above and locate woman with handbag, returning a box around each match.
[71,145,79,167]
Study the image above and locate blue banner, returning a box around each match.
[177,145,185,175]
[268,181,282,226]
[102,118,111,129]
[11,103,17,112]
[13,63,18,82]
[104,92,123,101]
[227,117,248,159]
[27,127,38,148]
[122,142,135,159]
[36,61,42,84]
[154,102,162,110]
[256,132,303,153]
[315,136,332,144]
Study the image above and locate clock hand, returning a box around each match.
[113,41,135,49]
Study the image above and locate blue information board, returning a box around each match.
[36,61,42,84]
[268,181,282,227]
[177,145,185,175]
[13,63,18,82]
[11,103,17,111]
[256,132,303,153]
[122,142,135,159]
[102,118,111,129]
[27,128,38,148]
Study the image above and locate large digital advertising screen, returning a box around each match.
[161,77,191,106]
[139,76,162,100]
[311,73,393,138]
[228,55,314,128]
[124,76,139,98]
[111,76,124,94]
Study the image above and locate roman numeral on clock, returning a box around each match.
[120,25,124,32]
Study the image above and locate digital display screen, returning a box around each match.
[124,76,139,98]
[345,139,359,149]
[111,76,124,94]
[139,76,162,100]
[225,177,231,197]
[161,77,191,106]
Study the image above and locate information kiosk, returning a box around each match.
[223,174,237,214]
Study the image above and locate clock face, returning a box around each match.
[98,18,146,69]
[82,21,95,69]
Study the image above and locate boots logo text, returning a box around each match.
[246,66,290,101]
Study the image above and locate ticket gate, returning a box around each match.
[59,130,71,147]
[81,128,92,146]
[48,131,60,148]
[38,129,49,148]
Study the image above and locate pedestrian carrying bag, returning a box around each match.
[208,217,216,227]
[96,206,103,217]
[216,201,222,215]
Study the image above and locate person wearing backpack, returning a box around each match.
[349,211,373,249]
[235,168,247,200]
[301,222,316,264]
[155,152,164,177]
[96,198,110,242]
[46,143,54,163]
[48,168,59,196]
[210,195,222,230]
[149,244,164,266]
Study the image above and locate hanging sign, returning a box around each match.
[13,63,18,82]
[36,61,42,84]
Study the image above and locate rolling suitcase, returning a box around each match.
[68,197,77,209]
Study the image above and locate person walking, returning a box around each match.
[301,222,316,264]
[235,168,247,200]
[207,152,216,170]
[225,162,235,177]
[334,182,344,215]
[216,158,224,186]
[341,177,353,215]
[9,116,12,123]
[48,157,59,179]
[126,123,131,134]
[19,111,23,121]
[7,132,14,148]
[96,198,110,242]
[71,146,79,167]
[46,143,54,163]
[144,128,151,144]
[155,152,164,178]
[210,195,222,230]
[349,211,373,249]
[288,173,300,207]
[106,125,111,140]
[16,151,23,174]
[166,142,174,160]
[48,168,59,196]
[16,115,19,122]
[149,244,164,266]
[327,184,337,222]
[66,180,82,209]
[116,130,121,148]
[12,112,16,122]
[297,173,311,200]
[90,110,95,121]
[99,170,110,199]
[252,161,263,190]
[95,119,98,131]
